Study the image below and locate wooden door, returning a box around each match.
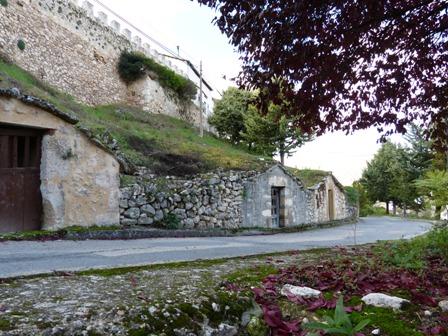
[271,187,281,227]
[328,189,335,221]
[0,126,43,233]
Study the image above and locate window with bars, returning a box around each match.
[0,127,43,169]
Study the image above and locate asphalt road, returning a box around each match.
[0,217,432,278]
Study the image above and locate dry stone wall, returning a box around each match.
[119,167,356,229]
[0,0,200,124]
[119,170,258,229]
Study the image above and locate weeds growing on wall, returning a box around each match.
[0,0,7,7]
[17,40,25,51]
[118,51,197,102]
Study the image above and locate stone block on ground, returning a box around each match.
[361,293,410,310]
[439,300,448,312]
[280,284,321,299]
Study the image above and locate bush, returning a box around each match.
[117,51,197,101]
[161,213,180,230]
[117,52,146,83]
[359,204,387,217]
[344,186,359,207]
[0,0,7,7]
[380,225,448,269]
[17,39,25,51]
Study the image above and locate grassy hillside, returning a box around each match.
[0,57,270,175]
[288,168,330,188]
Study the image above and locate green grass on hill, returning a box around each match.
[0,57,270,174]
[287,167,330,188]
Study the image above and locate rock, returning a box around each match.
[136,196,147,206]
[121,219,137,225]
[371,329,381,335]
[209,177,220,185]
[173,208,187,219]
[185,202,194,210]
[141,204,156,216]
[184,218,195,228]
[174,328,196,336]
[280,284,321,299]
[138,217,154,225]
[212,302,220,312]
[173,194,182,203]
[119,199,128,209]
[124,207,140,219]
[361,293,409,310]
[424,310,432,316]
[154,210,164,222]
[439,300,448,312]
[51,326,65,335]
[218,323,238,336]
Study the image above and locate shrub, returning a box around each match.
[162,213,180,230]
[0,0,7,7]
[344,186,359,207]
[359,204,387,217]
[117,52,146,83]
[117,51,197,101]
[17,39,25,51]
[380,225,448,269]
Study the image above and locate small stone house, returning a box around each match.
[0,89,120,233]
[241,165,350,228]
[307,174,349,224]
[242,165,309,228]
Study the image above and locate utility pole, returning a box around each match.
[159,53,209,138]
[199,60,204,138]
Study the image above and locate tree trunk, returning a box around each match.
[392,202,397,216]
[403,204,407,217]
[279,150,285,165]
[436,205,442,219]
[279,143,285,165]
[386,201,390,215]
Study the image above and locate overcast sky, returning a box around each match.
[99,0,401,186]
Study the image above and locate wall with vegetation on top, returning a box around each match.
[0,0,201,125]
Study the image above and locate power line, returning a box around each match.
[90,0,180,58]
[87,0,217,94]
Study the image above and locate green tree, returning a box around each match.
[208,87,254,144]
[361,142,407,214]
[404,124,434,179]
[241,103,312,164]
[415,170,448,217]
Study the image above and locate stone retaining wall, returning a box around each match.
[0,0,201,125]
[119,171,258,229]
[119,167,356,229]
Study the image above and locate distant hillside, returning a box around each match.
[0,57,271,175]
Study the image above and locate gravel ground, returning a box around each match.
[0,249,322,336]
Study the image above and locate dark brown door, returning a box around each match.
[0,126,43,233]
[328,189,335,221]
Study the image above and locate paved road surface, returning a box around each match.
[0,217,432,278]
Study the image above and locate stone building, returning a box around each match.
[242,165,309,228]
[307,174,350,224]
[119,165,353,230]
[242,165,350,228]
[0,89,120,233]
[0,90,352,233]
